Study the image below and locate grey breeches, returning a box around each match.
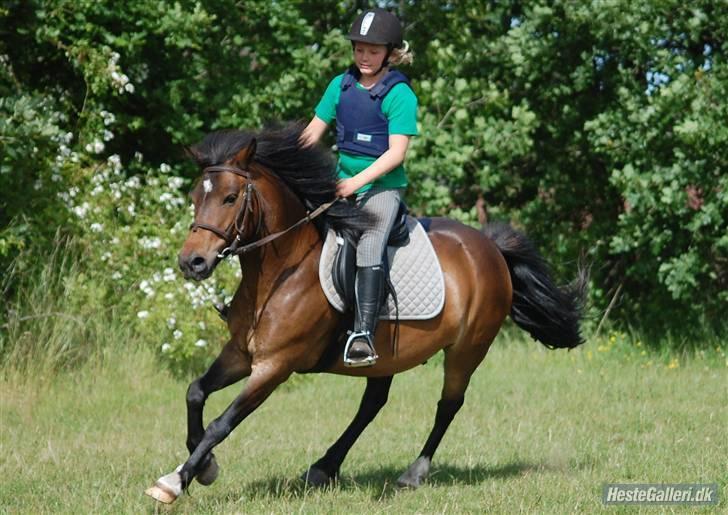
[355,187,402,267]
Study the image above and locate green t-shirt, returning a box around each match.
[314,73,418,193]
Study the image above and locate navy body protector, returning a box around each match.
[335,66,411,158]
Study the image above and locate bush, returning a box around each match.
[1,0,726,374]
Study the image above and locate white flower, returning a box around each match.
[163,267,176,281]
[198,321,206,330]
[160,163,171,173]
[93,139,105,154]
[125,176,141,189]
[90,222,104,232]
[139,279,155,297]
[173,329,183,340]
[72,202,90,219]
[167,176,184,189]
[137,310,150,319]
[111,271,122,280]
[161,343,171,352]
[101,251,112,261]
[139,237,161,250]
[134,151,143,162]
[124,83,135,93]
[194,339,207,348]
[167,317,176,328]
[164,292,174,300]
[100,110,116,125]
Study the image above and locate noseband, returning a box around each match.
[189,163,339,259]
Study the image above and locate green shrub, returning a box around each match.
[2,0,726,370]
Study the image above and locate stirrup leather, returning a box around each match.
[343,331,379,367]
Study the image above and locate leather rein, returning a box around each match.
[189,164,338,259]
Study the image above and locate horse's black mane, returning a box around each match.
[189,122,366,232]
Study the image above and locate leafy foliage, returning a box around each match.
[1,0,725,373]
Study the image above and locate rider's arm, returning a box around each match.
[300,116,329,147]
[349,134,410,188]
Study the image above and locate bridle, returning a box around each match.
[189,163,338,259]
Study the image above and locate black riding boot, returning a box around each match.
[344,265,385,367]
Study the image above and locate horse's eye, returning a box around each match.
[224,194,238,205]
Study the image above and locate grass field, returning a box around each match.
[1,336,725,514]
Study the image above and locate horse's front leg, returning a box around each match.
[146,358,291,504]
[185,340,251,486]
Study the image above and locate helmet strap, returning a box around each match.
[374,45,394,75]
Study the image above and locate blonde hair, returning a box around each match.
[389,40,413,66]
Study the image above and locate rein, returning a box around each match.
[189,164,339,259]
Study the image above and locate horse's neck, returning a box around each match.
[238,169,322,299]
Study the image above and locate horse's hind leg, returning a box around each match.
[302,376,393,487]
[186,340,251,486]
[397,339,494,489]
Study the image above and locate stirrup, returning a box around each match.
[343,331,378,368]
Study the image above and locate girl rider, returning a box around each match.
[300,8,417,367]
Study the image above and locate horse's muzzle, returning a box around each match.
[178,251,215,281]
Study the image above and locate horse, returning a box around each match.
[145,123,586,504]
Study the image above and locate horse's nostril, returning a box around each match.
[191,256,207,272]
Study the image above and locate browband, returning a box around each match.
[202,164,251,178]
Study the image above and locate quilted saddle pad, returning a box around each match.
[319,216,445,320]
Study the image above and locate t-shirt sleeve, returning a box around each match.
[382,83,419,136]
[314,75,344,124]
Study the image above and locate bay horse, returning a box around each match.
[145,123,586,504]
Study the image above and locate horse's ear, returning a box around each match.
[231,138,257,169]
[184,145,201,162]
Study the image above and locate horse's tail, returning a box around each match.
[484,222,587,349]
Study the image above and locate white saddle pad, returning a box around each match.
[319,216,445,320]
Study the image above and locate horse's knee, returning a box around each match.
[186,380,205,407]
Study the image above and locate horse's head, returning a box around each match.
[178,139,258,280]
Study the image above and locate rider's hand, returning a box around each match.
[336,178,361,198]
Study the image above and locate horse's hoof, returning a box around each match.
[145,466,183,504]
[301,466,335,488]
[196,455,219,486]
[397,456,431,489]
[145,484,178,504]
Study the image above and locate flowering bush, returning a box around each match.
[59,147,242,374]
[2,0,727,366]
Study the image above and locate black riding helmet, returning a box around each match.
[346,8,403,74]
[346,8,403,48]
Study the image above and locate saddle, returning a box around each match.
[319,204,445,321]
[332,201,409,309]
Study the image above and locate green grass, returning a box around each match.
[1,336,725,514]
